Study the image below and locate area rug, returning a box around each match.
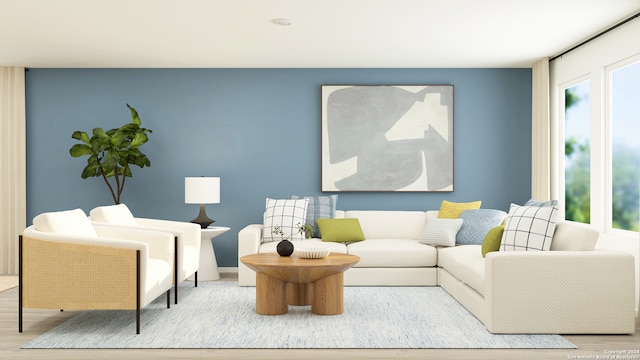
[23,281,576,349]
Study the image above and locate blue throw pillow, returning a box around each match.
[456,209,507,245]
[289,195,338,237]
[524,198,558,207]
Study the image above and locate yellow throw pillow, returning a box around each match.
[437,200,482,218]
[482,225,504,257]
[316,218,366,243]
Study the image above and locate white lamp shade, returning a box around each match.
[185,177,220,204]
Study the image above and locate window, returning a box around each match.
[563,80,591,225]
[609,60,640,232]
[551,19,640,239]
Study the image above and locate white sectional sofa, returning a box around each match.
[237,209,636,334]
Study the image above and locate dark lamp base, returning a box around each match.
[191,204,215,229]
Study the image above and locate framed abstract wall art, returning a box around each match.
[321,85,454,192]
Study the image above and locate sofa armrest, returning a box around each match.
[484,250,636,334]
[238,224,263,286]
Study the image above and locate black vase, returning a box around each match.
[276,239,294,256]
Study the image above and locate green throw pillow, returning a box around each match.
[316,218,365,243]
[482,225,504,257]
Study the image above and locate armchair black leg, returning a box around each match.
[136,250,141,335]
[167,290,170,309]
[195,271,198,287]
[18,235,22,333]
[174,236,179,305]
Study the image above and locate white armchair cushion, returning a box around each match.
[262,198,309,242]
[89,204,138,226]
[33,208,98,237]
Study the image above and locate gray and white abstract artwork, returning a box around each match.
[321,85,454,192]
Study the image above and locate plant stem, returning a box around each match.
[96,157,118,204]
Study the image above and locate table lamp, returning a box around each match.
[185,176,220,228]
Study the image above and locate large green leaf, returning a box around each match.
[69,144,93,157]
[92,127,108,139]
[127,104,141,126]
[130,132,148,148]
[103,149,120,168]
[119,123,139,133]
[81,163,101,178]
[111,131,128,148]
[71,131,91,145]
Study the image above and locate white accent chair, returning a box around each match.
[20,208,175,334]
[89,204,201,304]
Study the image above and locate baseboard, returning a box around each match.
[218,267,238,274]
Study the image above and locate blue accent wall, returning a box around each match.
[25,68,532,267]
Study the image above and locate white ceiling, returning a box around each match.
[1,0,639,68]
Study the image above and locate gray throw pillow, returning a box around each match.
[290,195,338,237]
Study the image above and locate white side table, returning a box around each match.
[189,226,230,281]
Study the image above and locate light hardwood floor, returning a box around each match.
[1,273,638,360]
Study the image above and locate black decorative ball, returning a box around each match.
[276,239,294,256]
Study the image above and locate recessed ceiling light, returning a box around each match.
[272,18,292,26]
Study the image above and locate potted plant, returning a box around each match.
[272,222,314,256]
[69,104,152,204]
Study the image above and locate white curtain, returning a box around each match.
[531,58,551,201]
[0,67,26,275]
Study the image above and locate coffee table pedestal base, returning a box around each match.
[255,273,287,315]
[255,273,345,315]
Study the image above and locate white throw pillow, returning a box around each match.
[419,218,463,247]
[262,198,309,242]
[33,208,98,237]
[500,204,559,251]
[89,204,138,226]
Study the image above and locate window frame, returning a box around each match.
[604,54,640,237]
[558,75,592,226]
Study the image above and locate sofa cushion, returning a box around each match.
[344,210,427,240]
[482,225,504,257]
[290,194,338,238]
[259,239,348,254]
[500,204,559,252]
[418,218,463,247]
[262,198,309,242]
[437,200,482,219]
[316,218,366,243]
[347,239,437,267]
[551,222,598,251]
[33,208,98,237]
[456,209,507,245]
[89,203,138,226]
[438,245,485,295]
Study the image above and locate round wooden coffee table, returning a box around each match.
[240,252,360,315]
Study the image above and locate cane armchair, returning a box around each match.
[90,204,201,304]
[19,208,175,334]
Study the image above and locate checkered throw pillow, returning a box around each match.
[500,204,559,251]
[263,198,309,242]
